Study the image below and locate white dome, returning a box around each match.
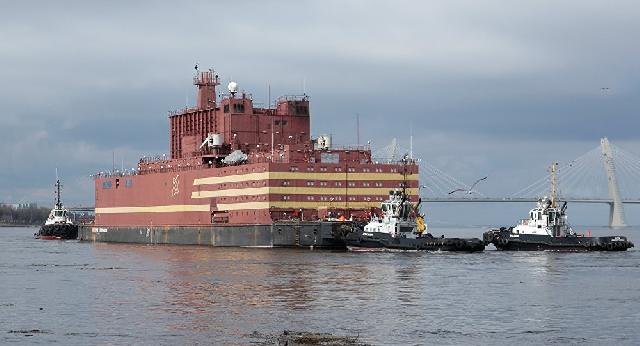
[227,81,238,93]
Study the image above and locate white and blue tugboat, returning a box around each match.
[345,156,484,252]
[37,179,78,240]
[484,163,634,251]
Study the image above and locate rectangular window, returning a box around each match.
[321,153,340,164]
[102,181,112,189]
[233,103,245,113]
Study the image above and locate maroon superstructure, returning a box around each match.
[93,69,419,228]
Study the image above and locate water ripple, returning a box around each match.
[0,226,638,345]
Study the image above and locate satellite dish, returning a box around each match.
[227,81,238,95]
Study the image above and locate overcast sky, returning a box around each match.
[1,1,639,225]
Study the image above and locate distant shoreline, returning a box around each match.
[0,224,39,228]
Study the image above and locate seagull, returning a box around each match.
[448,176,488,195]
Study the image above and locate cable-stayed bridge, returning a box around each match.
[69,138,639,227]
[406,137,640,227]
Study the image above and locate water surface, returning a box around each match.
[1,226,638,345]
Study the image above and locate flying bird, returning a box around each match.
[448,176,488,195]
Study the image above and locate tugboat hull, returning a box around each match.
[38,224,78,240]
[484,229,634,251]
[346,231,485,252]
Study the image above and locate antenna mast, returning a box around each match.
[398,154,409,219]
[356,113,360,146]
[401,154,409,197]
[54,168,61,208]
[410,126,413,159]
[55,179,62,208]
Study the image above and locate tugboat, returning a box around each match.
[37,179,78,240]
[483,163,634,251]
[345,156,485,252]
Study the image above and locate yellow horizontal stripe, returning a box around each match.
[193,187,270,198]
[264,172,419,181]
[96,204,210,214]
[193,172,269,185]
[194,172,418,185]
[216,201,381,211]
[216,201,270,210]
[192,187,419,198]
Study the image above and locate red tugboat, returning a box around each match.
[80,67,420,248]
[37,179,78,240]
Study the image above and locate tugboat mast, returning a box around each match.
[55,179,62,208]
[550,162,558,208]
[401,154,409,198]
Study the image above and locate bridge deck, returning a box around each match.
[423,198,640,204]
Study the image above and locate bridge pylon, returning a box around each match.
[600,137,626,227]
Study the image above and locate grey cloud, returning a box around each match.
[1,1,639,226]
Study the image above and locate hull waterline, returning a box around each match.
[37,224,78,240]
[79,221,352,249]
[345,231,485,252]
[484,229,634,252]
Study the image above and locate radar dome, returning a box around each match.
[227,81,238,94]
